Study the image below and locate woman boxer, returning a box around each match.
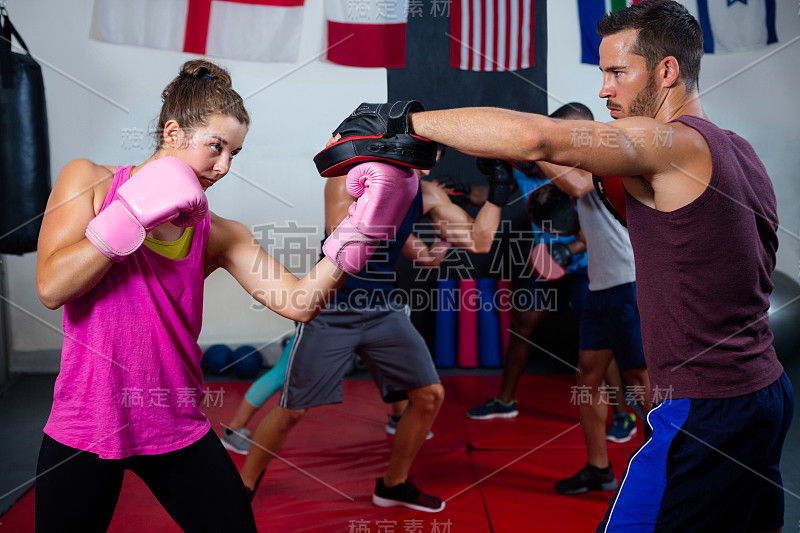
[34,59,415,532]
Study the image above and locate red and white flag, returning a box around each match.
[450,0,535,72]
[90,0,305,63]
[325,0,407,68]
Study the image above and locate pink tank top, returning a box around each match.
[44,165,211,459]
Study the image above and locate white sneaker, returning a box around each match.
[385,415,433,440]
[221,427,252,455]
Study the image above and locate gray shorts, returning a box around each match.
[279,306,441,410]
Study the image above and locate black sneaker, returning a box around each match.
[372,477,445,512]
[554,463,618,495]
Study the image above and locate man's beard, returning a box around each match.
[627,74,660,118]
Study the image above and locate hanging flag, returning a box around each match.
[90,0,305,63]
[449,0,536,72]
[326,0,408,68]
[579,0,777,65]
[578,0,642,65]
[696,0,777,54]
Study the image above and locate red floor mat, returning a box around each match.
[0,487,35,533]
[251,451,491,533]
[458,374,646,451]
[2,375,643,532]
[469,447,637,533]
[107,473,182,533]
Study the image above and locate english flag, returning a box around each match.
[90,0,305,63]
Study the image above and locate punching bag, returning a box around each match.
[0,10,51,254]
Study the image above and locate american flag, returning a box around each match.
[449,0,536,72]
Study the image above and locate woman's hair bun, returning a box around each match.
[179,59,232,88]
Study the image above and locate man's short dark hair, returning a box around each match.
[550,102,594,121]
[597,0,703,92]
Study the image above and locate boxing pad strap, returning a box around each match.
[334,100,423,138]
[592,175,627,227]
[387,101,424,134]
[1,14,31,89]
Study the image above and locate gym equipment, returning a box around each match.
[497,279,513,356]
[229,345,263,379]
[768,270,800,364]
[0,9,51,254]
[314,101,438,177]
[434,279,457,367]
[458,279,478,368]
[529,242,570,281]
[592,175,627,227]
[526,183,579,236]
[476,158,515,207]
[477,279,501,367]
[201,344,232,374]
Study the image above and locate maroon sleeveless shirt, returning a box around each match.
[626,115,783,399]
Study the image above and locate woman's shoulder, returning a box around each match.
[58,159,117,191]
[60,158,115,178]
[57,159,119,211]
[209,211,250,239]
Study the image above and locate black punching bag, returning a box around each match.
[0,10,51,254]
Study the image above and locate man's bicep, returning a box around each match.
[545,117,671,179]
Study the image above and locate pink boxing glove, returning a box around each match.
[85,156,208,261]
[323,162,418,273]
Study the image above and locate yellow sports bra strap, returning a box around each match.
[143,227,194,260]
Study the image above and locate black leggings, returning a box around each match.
[35,429,257,533]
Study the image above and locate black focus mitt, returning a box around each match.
[592,175,627,227]
[526,183,579,236]
[313,101,439,177]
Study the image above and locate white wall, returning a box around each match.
[4,0,799,370]
[5,0,387,368]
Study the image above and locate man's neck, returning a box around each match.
[655,88,706,123]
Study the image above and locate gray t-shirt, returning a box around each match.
[576,190,635,291]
